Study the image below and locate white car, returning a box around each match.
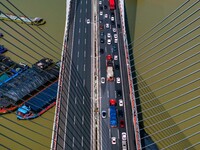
[114,34,118,39]
[122,132,127,141]
[107,33,111,38]
[119,99,123,106]
[111,16,114,21]
[114,55,118,60]
[113,28,116,32]
[111,137,117,144]
[100,11,103,16]
[101,77,105,84]
[114,38,118,43]
[116,77,120,83]
[99,1,102,5]
[86,19,90,24]
[102,110,106,118]
[107,39,111,45]
[106,23,109,29]
[104,14,108,18]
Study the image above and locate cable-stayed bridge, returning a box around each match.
[0,0,199,150]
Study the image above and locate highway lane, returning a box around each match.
[98,0,128,149]
[63,0,92,149]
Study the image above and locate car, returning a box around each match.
[122,141,127,150]
[107,33,111,38]
[104,14,108,18]
[117,24,121,28]
[122,132,126,141]
[99,6,103,11]
[114,34,118,39]
[116,77,120,83]
[107,39,111,45]
[119,99,123,106]
[113,28,116,32]
[100,39,104,43]
[111,137,117,144]
[100,31,104,37]
[114,38,118,43]
[86,19,90,24]
[111,16,114,21]
[101,77,105,84]
[106,23,109,28]
[100,11,103,16]
[116,90,122,97]
[115,64,119,70]
[111,21,115,25]
[104,5,107,9]
[114,55,118,60]
[102,110,106,118]
[99,25,104,30]
[112,45,117,52]
[100,48,104,54]
[111,12,114,17]
[118,109,124,117]
[99,1,102,5]
[120,120,125,128]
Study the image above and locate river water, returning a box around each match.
[1,0,199,150]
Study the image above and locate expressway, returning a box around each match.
[98,0,136,150]
[58,0,93,149]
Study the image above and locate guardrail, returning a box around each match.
[118,0,142,150]
[51,0,72,149]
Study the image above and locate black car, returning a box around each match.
[100,6,103,11]
[118,110,124,117]
[117,24,121,28]
[116,90,122,97]
[104,5,107,9]
[100,31,104,37]
[100,48,104,54]
[100,39,104,43]
[115,64,119,70]
[111,21,115,25]
[112,45,117,52]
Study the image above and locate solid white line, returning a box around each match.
[85,39,87,44]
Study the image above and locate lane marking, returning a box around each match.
[85,39,87,44]
[86,0,87,4]
[80,9,82,13]
[82,115,84,125]
[77,65,79,71]
[83,64,86,71]
[84,51,86,57]
[79,18,81,23]
[83,79,85,87]
[86,8,87,13]
[78,39,80,45]
[72,137,74,147]
[75,96,77,104]
[107,90,109,98]
[74,115,76,125]
[77,51,79,58]
[76,80,78,87]
[85,28,87,33]
[79,28,81,33]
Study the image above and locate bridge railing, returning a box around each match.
[51,0,72,149]
[118,0,142,150]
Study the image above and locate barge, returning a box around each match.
[0,58,60,114]
[0,12,46,26]
[16,81,58,120]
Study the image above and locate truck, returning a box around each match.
[109,0,115,10]
[106,55,114,81]
[110,99,117,127]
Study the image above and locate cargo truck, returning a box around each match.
[106,55,114,81]
[109,0,115,10]
[110,99,117,127]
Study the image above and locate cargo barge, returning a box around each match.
[16,81,58,120]
[0,58,60,114]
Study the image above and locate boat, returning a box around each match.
[0,12,46,26]
[0,33,3,38]
[0,59,60,114]
[0,45,7,54]
[16,81,58,120]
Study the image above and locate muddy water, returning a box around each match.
[125,0,199,149]
[1,0,65,149]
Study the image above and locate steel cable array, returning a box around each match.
[126,0,199,149]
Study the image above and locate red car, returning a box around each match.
[120,120,125,128]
